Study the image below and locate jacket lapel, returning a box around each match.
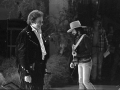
[26,25,40,46]
[26,25,48,50]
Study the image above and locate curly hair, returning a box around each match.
[27,10,44,25]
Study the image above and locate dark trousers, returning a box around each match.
[19,64,45,90]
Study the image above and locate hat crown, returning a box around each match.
[67,20,86,33]
[70,20,81,29]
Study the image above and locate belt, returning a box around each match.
[79,57,91,63]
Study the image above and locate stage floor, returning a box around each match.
[0,84,119,90]
[50,85,119,90]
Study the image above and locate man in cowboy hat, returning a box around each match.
[68,20,96,90]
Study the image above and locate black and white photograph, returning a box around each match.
[0,0,120,90]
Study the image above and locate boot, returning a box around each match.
[79,83,85,90]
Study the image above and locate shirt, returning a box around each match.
[85,27,108,51]
[31,25,47,60]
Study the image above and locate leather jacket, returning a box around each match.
[75,34,92,62]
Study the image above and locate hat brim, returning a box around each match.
[67,26,87,33]
[67,28,74,33]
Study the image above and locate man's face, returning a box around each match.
[34,17,43,29]
[94,20,101,27]
[72,29,77,35]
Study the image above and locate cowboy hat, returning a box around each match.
[67,20,86,33]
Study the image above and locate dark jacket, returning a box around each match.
[15,25,49,88]
[75,34,92,62]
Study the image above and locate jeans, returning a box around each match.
[78,60,96,90]
[91,47,104,80]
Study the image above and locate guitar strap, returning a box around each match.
[73,34,86,50]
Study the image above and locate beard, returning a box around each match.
[71,33,79,44]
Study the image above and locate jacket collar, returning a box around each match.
[26,25,40,46]
[30,24,42,34]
